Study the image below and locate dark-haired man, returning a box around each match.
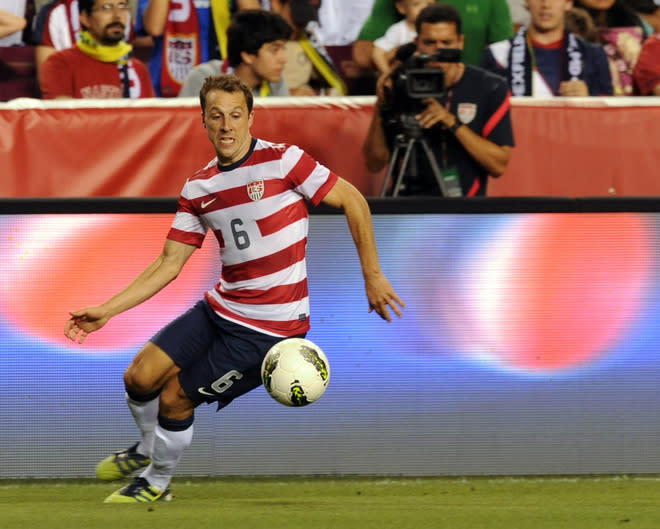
[39,0,154,99]
[362,3,514,197]
[65,73,404,503]
[178,10,292,98]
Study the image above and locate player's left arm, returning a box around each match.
[321,177,405,322]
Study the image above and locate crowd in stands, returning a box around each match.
[1,0,659,101]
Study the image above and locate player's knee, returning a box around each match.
[123,364,161,396]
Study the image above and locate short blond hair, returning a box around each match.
[199,74,254,114]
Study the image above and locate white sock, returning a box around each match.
[141,423,193,491]
[125,392,159,457]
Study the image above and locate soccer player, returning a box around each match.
[64,73,405,503]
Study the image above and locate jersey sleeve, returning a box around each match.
[167,183,208,247]
[281,145,339,206]
[373,24,401,52]
[481,73,514,147]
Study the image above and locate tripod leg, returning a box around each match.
[419,137,460,197]
[392,138,416,197]
[380,144,400,197]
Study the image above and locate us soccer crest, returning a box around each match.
[457,103,477,125]
[165,35,198,83]
[247,179,265,201]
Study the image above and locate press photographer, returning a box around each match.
[362,3,515,197]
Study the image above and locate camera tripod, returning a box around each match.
[380,124,458,198]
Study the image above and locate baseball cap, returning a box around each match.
[290,0,321,27]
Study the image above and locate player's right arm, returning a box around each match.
[64,238,197,344]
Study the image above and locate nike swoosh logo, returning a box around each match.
[201,197,217,209]
[198,387,215,397]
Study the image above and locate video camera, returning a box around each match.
[386,48,462,133]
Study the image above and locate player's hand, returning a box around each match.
[64,306,110,344]
[415,97,452,129]
[559,80,589,97]
[365,272,405,322]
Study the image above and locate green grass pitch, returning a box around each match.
[2,475,660,529]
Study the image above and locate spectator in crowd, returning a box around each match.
[362,3,514,197]
[0,8,27,41]
[39,0,154,98]
[136,0,263,96]
[31,0,136,81]
[352,0,514,71]
[371,0,434,75]
[573,0,650,94]
[633,32,660,94]
[481,0,613,96]
[273,0,347,95]
[178,10,291,98]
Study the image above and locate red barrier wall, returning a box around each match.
[1,97,659,198]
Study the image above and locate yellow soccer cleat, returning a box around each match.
[96,443,151,481]
[104,477,172,503]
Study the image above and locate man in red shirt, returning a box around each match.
[634,34,660,95]
[40,0,154,99]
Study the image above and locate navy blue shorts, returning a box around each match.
[150,299,303,410]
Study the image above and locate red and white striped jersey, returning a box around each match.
[167,138,339,337]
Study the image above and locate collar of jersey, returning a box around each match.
[216,137,257,172]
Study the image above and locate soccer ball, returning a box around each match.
[261,338,330,407]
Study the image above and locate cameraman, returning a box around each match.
[362,3,514,197]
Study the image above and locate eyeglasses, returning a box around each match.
[94,2,130,12]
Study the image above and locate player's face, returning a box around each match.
[80,1,129,45]
[415,21,464,77]
[526,0,572,32]
[247,39,288,83]
[202,89,254,166]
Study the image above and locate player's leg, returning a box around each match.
[104,375,196,503]
[96,301,216,482]
[106,314,287,500]
[123,341,181,456]
[96,342,177,480]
